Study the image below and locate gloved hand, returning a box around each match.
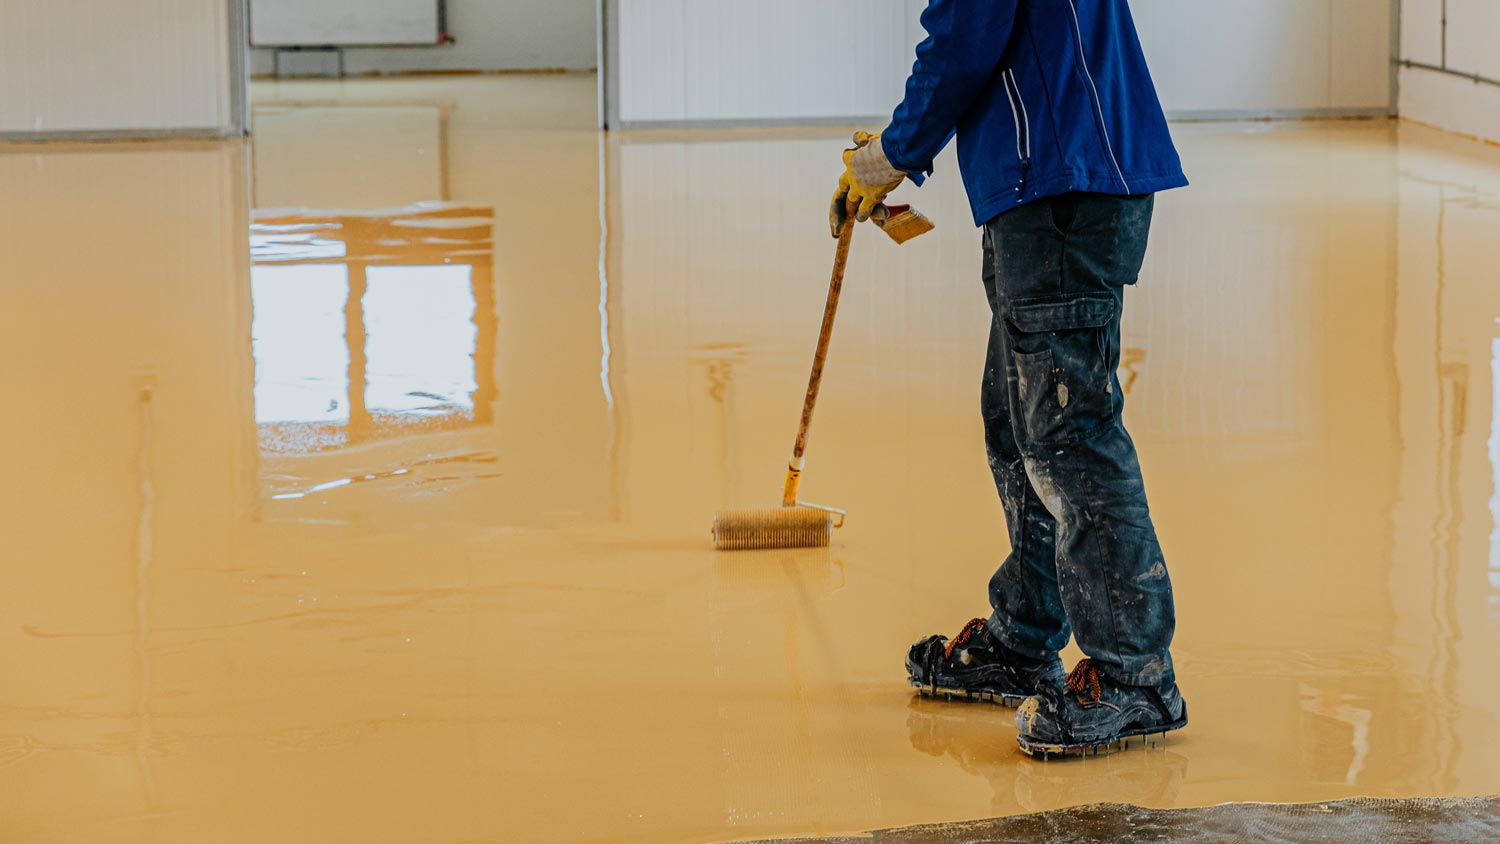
[830,131,907,237]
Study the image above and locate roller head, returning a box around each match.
[712,506,834,551]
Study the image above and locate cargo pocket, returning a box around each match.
[1005,294,1116,446]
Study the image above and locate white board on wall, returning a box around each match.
[250,0,442,46]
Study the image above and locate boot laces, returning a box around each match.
[943,618,989,661]
[1066,658,1105,706]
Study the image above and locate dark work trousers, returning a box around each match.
[981,191,1175,687]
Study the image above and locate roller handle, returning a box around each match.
[783,199,856,507]
[781,457,804,507]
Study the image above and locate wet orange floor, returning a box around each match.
[2,75,1499,843]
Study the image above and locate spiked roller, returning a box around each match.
[711,507,836,550]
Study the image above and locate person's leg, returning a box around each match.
[980,224,1071,660]
[901,229,1071,703]
[987,192,1175,688]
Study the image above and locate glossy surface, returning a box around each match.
[1,76,1499,844]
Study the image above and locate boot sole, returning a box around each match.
[1017,706,1189,759]
[909,679,1028,708]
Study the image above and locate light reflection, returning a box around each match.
[1490,337,1500,612]
[270,468,414,501]
[596,131,615,411]
[250,264,352,430]
[364,265,478,418]
[249,205,497,456]
[249,226,347,262]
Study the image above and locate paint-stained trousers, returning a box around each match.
[980,192,1175,687]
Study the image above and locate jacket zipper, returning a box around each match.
[1001,69,1032,196]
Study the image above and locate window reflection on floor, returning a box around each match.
[250,204,496,455]
[251,264,352,451]
[364,265,478,420]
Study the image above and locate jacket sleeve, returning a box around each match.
[881,0,1018,185]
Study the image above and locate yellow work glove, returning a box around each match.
[830,130,907,238]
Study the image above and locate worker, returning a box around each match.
[832,0,1188,756]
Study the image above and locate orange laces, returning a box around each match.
[1066,658,1105,705]
[943,618,989,660]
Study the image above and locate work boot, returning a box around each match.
[906,618,1063,707]
[1015,658,1188,757]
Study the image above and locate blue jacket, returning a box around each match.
[882,0,1188,226]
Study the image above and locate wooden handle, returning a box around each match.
[791,200,856,463]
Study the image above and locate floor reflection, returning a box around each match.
[1,76,1499,844]
[1491,337,1500,615]
[906,697,1189,816]
[250,205,497,454]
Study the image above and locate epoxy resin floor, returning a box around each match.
[2,76,1499,844]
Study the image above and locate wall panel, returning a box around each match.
[615,0,917,125]
[611,0,1395,127]
[1398,0,1500,143]
[0,0,242,136]
[1400,0,1443,65]
[1445,0,1500,80]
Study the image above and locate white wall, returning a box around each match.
[1133,0,1392,116]
[0,0,242,136]
[1398,0,1500,144]
[249,0,597,75]
[610,0,1395,127]
[613,0,920,125]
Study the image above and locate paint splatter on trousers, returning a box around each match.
[980,192,1175,687]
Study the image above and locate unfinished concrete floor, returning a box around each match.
[1,75,1499,843]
